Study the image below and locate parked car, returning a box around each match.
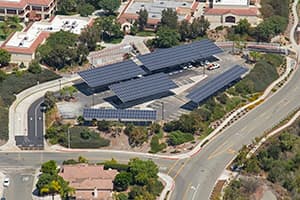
[3,177,10,187]
[207,63,220,70]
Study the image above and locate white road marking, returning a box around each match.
[191,184,200,200]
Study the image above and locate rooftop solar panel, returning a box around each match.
[109,73,178,103]
[83,108,157,121]
[137,40,223,72]
[187,65,248,103]
[78,60,146,88]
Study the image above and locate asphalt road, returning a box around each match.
[15,98,44,148]
[170,63,300,200]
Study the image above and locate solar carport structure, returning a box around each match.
[137,39,223,72]
[83,108,157,122]
[109,73,178,103]
[78,60,146,88]
[187,65,248,104]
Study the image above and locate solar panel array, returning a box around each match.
[109,73,178,103]
[78,60,146,88]
[187,65,248,103]
[83,108,157,121]
[137,39,223,72]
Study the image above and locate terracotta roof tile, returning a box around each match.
[0,0,53,8]
[58,164,118,191]
[204,7,258,16]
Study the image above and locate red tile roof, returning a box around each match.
[204,7,258,16]
[0,0,53,9]
[58,164,118,191]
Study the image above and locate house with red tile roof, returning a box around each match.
[58,164,118,200]
[0,0,56,21]
[203,0,261,28]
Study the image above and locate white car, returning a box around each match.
[3,177,10,187]
[207,63,220,70]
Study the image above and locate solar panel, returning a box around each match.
[78,60,146,88]
[187,65,248,103]
[109,73,178,103]
[83,108,157,121]
[137,39,223,72]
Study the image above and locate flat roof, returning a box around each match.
[109,73,177,103]
[213,0,248,6]
[126,0,193,19]
[137,39,223,72]
[78,60,146,88]
[83,108,157,121]
[187,65,248,103]
[5,15,91,49]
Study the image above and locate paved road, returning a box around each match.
[15,98,44,148]
[170,60,300,199]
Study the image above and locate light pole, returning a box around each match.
[161,101,164,121]
[67,127,70,149]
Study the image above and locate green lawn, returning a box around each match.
[136,30,156,37]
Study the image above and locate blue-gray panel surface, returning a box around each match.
[83,108,157,121]
[109,73,177,102]
[78,60,146,88]
[187,65,248,103]
[137,40,223,71]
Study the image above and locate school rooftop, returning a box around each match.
[126,0,194,20]
[5,15,91,49]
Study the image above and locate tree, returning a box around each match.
[0,70,6,82]
[28,60,42,74]
[154,26,179,48]
[96,16,124,41]
[36,173,53,191]
[41,160,57,175]
[98,0,120,14]
[37,31,78,69]
[0,49,11,67]
[190,16,210,39]
[149,123,161,134]
[57,0,77,15]
[44,91,56,111]
[161,8,178,29]
[113,172,133,191]
[178,20,191,41]
[137,9,148,31]
[128,127,148,147]
[19,62,26,69]
[78,3,95,17]
[235,19,251,35]
[128,158,158,186]
[41,180,61,200]
[77,115,84,125]
[78,156,88,163]
[79,25,100,51]
[97,120,110,132]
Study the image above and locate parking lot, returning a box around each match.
[57,52,248,121]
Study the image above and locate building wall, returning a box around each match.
[10,52,34,65]
[205,14,259,28]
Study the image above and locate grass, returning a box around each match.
[149,135,167,153]
[46,125,110,148]
[104,37,123,44]
[68,126,110,148]
[0,69,60,140]
[136,30,155,37]
[0,21,23,40]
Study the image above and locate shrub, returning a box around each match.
[113,172,133,191]
[149,135,167,153]
[167,131,194,146]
